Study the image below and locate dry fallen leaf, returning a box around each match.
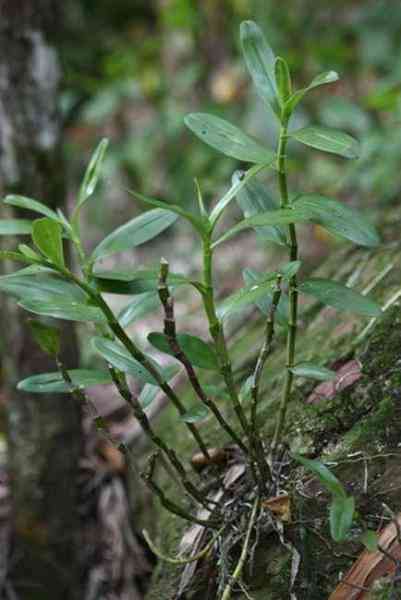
[263,494,291,522]
[329,514,401,599]
[307,359,362,404]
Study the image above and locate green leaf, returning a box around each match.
[118,293,159,328]
[91,209,177,260]
[77,138,109,209]
[360,530,379,552]
[28,321,60,356]
[4,195,60,221]
[294,455,346,498]
[93,268,196,295]
[285,71,339,113]
[290,126,360,159]
[240,20,279,116]
[217,276,276,320]
[243,268,288,325]
[17,369,112,393]
[202,385,229,399]
[127,189,209,237]
[210,164,269,227]
[280,260,301,279]
[290,362,336,381]
[0,219,32,235]
[18,244,42,260]
[329,496,355,542]
[19,298,106,322]
[32,218,65,267]
[214,194,380,248]
[139,365,180,409]
[0,273,84,301]
[232,172,287,246]
[92,337,174,385]
[298,278,382,317]
[184,113,274,164]
[275,57,292,103]
[293,195,380,248]
[148,332,219,370]
[179,405,209,423]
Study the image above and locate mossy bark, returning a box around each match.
[0,3,81,597]
[145,212,401,599]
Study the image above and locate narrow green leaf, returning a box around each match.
[0,219,32,235]
[148,332,219,370]
[0,251,47,266]
[298,278,382,317]
[32,218,65,267]
[93,268,196,295]
[294,455,346,498]
[0,273,84,301]
[184,113,274,164]
[179,405,209,423]
[275,57,292,103]
[214,194,380,248]
[285,71,339,113]
[4,195,60,221]
[128,189,208,237]
[232,172,287,246]
[294,195,380,248]
[243,268,288,325]
[360,530,379,552]
[28,321,60,356]
[92,337,174,385]
[290,363,336,381]
[217,276,276,320]
[330,496,355,542]
[91,209,177,260]
[280,260,301,280]
[139,365,180,409]
[17,369,112,393]
[210,164,269,227]
[19,298,106,322]
[18,244,41,260]
[77,138,109,209]
[202,385,229,399]
[240,20,280,115]
[290,126,360,159]
[118,293,159,328]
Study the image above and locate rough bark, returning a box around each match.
[0,2,81,598]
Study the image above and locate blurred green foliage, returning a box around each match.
[60,0,401,240]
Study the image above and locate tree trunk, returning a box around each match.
[0,2,81,598]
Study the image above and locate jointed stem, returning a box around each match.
[62,269,210,459]
[158,259,247,454]
[107,366,212,510]
[272,121,299,454]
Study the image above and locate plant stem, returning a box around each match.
[62,269,210,459]
[220,496,260,600]
[143,525,223,564]
[158,259,247,454]
[272,121,299,454]
[141,452,219,528]
[201,238,249,438]
[107,366,213,510]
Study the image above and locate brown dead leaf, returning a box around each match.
[329,514,401,599]
[307,359,362,404]
[263,494,291,522]
[191,447,229,470]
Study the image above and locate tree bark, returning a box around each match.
[0,2,81,598]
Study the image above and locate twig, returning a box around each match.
[220,497,260,600]
[143,525,223,564]
[158,259,247,454]
[107,365,212,509]
[141,452,219,529]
